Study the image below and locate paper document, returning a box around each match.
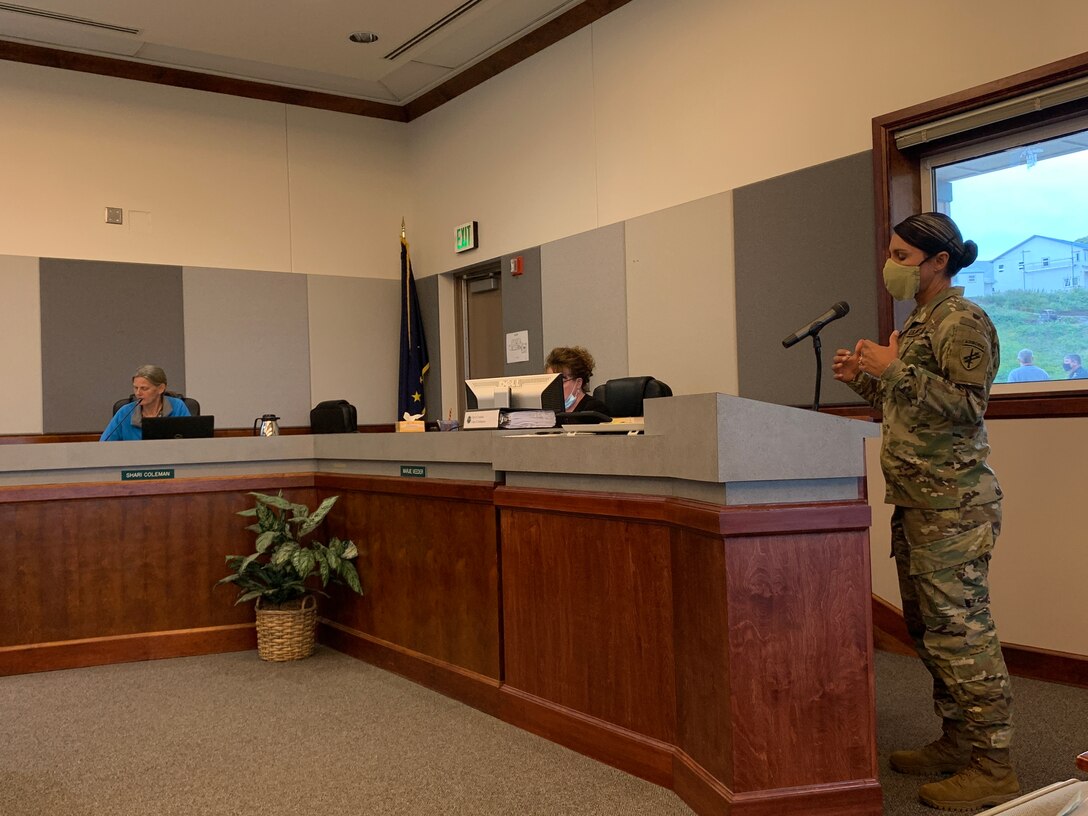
[503,410,556,429]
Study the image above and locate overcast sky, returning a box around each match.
[944,149,1088,261]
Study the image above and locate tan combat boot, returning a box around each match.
[890,730,971,775]
[917,749,1021,811]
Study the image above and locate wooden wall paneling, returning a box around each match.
[500,507,677,744]
[724,529,877,794]
[0,481,320,674]
[497,488,882,816]
[672,527,734,788]
[317,480,501,681]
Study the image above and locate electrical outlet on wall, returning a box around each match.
[105,207,123,225]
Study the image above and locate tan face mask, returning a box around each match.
[882,258,921,300]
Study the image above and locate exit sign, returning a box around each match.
[455,221,479,253]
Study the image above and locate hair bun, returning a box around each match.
[960,239,978,267]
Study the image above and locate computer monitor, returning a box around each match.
[142,415,215,440]
[465,373,564,411]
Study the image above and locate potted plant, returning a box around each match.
[217,491,363,661]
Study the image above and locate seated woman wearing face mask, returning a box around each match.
[545,346,611,416]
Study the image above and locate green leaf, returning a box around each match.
[236,589,265,605]
[340,562,363,595]
[271,542,297,567]
[252,492,294,511]
[298,496,338,536]
[341,540,358,560]
[255,530,278,553]
[255,503,275,528]
[237,507,258,517]
[291,549,316,580]
[215,574,240,585]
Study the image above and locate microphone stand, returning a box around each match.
[810,334,823,412]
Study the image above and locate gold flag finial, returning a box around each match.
[401,217,406,239]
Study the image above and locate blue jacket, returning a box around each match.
[100,396,191,441]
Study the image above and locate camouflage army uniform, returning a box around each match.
[848,286,1012,752]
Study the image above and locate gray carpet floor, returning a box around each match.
[1,647,1085,815]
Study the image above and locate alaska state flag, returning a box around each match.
[398,232,429,419]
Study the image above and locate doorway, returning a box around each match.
[453,259,503,417]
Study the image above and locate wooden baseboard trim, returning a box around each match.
[872,595,1088,689]
[498,685,674,787]
[0,624,256,676]
[672,748,733,816]
[317,620,501,716]
[729,779,884,816]
[672,750,883,816]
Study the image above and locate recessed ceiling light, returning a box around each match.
[348,31,379,44]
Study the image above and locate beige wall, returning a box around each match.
[406,29,599,279]
[625,193,738,396]
[0,62,410,279]
[408,0,1088,273]
[0,255,42,434]
[286,107,412,281]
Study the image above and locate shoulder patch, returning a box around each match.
[960,340,985,371]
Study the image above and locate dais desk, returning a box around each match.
[0,394,881,816]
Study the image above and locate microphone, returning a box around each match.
[104,397,141,442]
[782,301,850,348]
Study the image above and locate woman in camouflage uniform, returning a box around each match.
[832,212,1019,811]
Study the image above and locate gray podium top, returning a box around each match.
[494,393,878,505]
[0,393,876,505]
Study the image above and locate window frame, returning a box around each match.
[872,49,1088,418]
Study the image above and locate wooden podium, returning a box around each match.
[493,394,882,815]
[1,394,881,815]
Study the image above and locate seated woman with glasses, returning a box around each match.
[545,346,611,416]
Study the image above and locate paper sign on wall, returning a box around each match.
[506,330,529,364]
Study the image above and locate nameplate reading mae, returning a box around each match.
[400,465,427,478]
[121,468,175,481]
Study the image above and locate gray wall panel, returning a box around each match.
[308,275,399,425]
[40,258,185,434]
[501,246,543,376]
[183,267,311,429]
[541,222,628,391]
[733,151,879,407]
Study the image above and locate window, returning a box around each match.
[920,117,1088,386]
[875,58,1088,412]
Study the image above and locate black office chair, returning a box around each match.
[112,395,200,418]
[592,376,672,418]
[310,399,358,434]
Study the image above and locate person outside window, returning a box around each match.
[1006,349,1048,382]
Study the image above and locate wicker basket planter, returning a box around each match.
[255,594,317,662]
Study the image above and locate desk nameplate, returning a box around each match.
[121,468,175,481]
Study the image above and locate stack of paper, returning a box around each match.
[503,410,557,429]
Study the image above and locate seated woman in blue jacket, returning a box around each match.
[100,364,190,441]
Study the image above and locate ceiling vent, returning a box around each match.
[384,0,486,61]
[0,2,139,34]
